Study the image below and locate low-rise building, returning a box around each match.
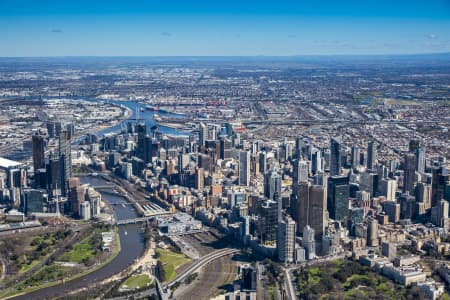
[438,263,450,285]
[417,280,444,300]
[393,254,420,267]
[382,265,426,286]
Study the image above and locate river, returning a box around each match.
[4,98,189,161]
[96,99,189,137]
[11,99,187,299]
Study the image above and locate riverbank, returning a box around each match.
[1,98,179,299]
[2,226,122,300]
[75,101,133,139]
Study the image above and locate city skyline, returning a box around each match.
[1,2,450,299]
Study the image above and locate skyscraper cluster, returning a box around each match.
[91,122,450,264]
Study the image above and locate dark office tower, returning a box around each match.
[143,135,152,163]
[258,200,278,244]
[351,146,360,169]
[135,123,147,160]
[309,185,327,239]
[47,151,61,194]
[240,264,257,291]
[46,122,55,138]
[32,134,45,171]
[65,123,75,140]
[409,139,420,153]
[294,181,310,233]
[225,122,234,137]
[295,136,303,159]
[403,153,416,194]
[220,138,233,159]
[34,168,47,189]
[359,151,366,167]
[59,129,72,197]
[295,182,327,239]
[187,134,195,153]
[264,169,282,200]
[126,122,134,134]
[327,176,350,222]
[22,189,46,214]
[107,151,121,169]
[68,177,82,216]
[273,191,281,222]
[445,183,450,202]
[330,137,342,176]
[239,150,251,186]
[415,147,426,173]
[46,121,62,138]
[367,141,377,171]
[431,166,449,207]
[360,172,379,197]
[399,193,416,220]
[259,151,267,174]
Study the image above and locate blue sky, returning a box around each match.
[0,0,449,56]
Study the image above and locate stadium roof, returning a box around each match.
[0,157,22,169]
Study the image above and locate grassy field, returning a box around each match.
[19,259,40,273]
[295,260,428,299]
[12,230,71,274]
[60,237,95,263]
[121,274,153,290]
[60,228,109,265]
[156,248,191,282]
[0,227,121,300]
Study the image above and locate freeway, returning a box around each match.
[144,117,450,134]
[242,119,450,126]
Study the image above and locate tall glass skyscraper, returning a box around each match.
[59,129,72,197]
[330,136,342,176]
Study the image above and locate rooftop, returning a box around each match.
[0,157,22,169]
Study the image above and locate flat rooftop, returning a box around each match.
[0,157,22,169]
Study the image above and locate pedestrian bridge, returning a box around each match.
[89,184,115,189]
[116,211,172,225]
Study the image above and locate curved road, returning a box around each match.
[165,248,240,288]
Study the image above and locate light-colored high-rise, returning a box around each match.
[277,216,296,263]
